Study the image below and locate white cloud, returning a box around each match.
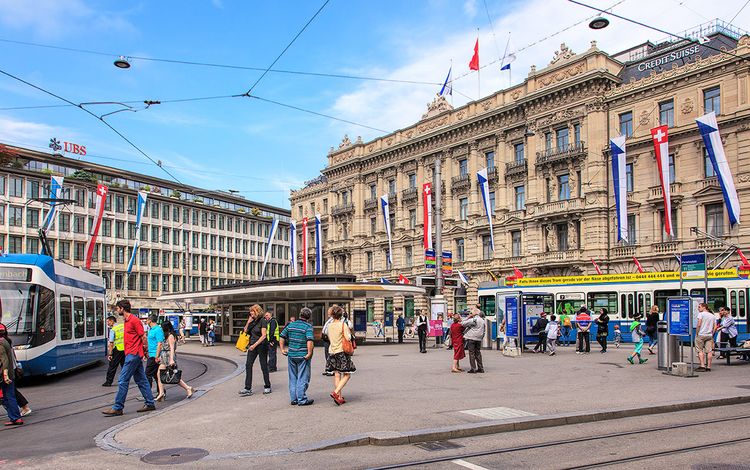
[463,0,478,18]
[329,0,749,141]
[0,115,76,147]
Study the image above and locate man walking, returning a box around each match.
[415,310,428,353]
[280,307,315,406]
[396,314,405,344]
[462,307,486,373]
[576,307,592,354]
[102,300,156,416]
[103,315,125,387]
[265,311,280,372]
[199,318,207,346]
[145,314,164,397]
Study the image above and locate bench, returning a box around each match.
[715,347,750,365]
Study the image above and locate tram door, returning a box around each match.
[636,291,653,318]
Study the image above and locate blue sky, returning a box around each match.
[0,0,748,209]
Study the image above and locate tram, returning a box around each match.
[0,254,106,376]
[478,268,750,343]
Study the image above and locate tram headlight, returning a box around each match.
[13,345,30,350]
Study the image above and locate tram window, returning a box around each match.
[654,289,688,315]
[556,296,583,316]
[60,295,72,340]
[308,303,325,326]
[85,299,95,337]
[620,294,627,318]
[74,296,85,339]
[739,291,747,318]
[645,293,652,310]
[525,294,554,315]
[731,291,738,317]
[690,288,726,312]
[36,286,55,344]
[637,294,644,316]
[627,294,634,319]
[479,296,496,317]
[587,292,617,316]
[95,300,105,336]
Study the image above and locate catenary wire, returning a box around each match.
[729,0,750,24]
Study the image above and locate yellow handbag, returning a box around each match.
[235,331,251,352]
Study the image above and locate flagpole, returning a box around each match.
[503,32,512,88]
[476,28,481,100]
[450,58,454,107]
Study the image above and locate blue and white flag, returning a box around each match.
[379,277,391,284]
[477,168,494,251]
[439,66,452,96]
[260,218,279,280]
[315,214,323,275]
[41,176,64,232]
[290,220,298,276]
[610,136,628,242]
[457,269,469,286]
[126,191,148,274]
[697,112,740,225]
[381,194,393,267]
[500,53,516,71]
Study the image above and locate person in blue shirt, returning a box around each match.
[396,314,406,343]
[280,308,315,406]
[145,314,166,401]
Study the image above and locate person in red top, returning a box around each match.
[102,300,156,416]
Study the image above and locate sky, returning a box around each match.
[0,0,748,210]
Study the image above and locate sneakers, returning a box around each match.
[695,366,707,372]
[467,370,477,374]
[476,369,485,373]
[298,399,314,406]
[238,388,253,396]
[627,356,634,364]
[136,405,156,413]
[4,419,23,426]
[263,387,272,395]
[102,408,123,416]
[101,382,112,387]
[291,400,298,405]
[549,352,556,356]
[639,358,648,364]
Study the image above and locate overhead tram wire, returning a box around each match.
[729,0,750,24]
[0,67,183,184]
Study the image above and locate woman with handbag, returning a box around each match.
[326,305,356,405]
[159,321,195,399]
[0,325,31,417]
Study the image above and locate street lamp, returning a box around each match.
[114,56,131,69]
[589,16,610,30]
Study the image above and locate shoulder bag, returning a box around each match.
[235,331,251,352]
[160,364,183,385]
[342,324,355,356]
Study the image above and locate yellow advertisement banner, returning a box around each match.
[509,269,741,287]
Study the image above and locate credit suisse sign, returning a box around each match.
[637,45,700,72]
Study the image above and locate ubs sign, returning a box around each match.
[637,45,700,72]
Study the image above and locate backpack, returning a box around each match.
[563,316,572,327]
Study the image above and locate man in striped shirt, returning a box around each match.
[280,308,315,406]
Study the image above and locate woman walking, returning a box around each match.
[645,305,660,354]
[239,305,271,397]
[595,308,610,353]
[326,305,355,405]
[160,321,195,399]
[0,326,31,417]
[450,313,465,373]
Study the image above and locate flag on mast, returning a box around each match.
[651,125,673,236]
[290,220,298,276]
[260,219,279,280]
[41,176,63,232]
[477,168,494,251]
[610,136,629,242]
[591,259,603,275]
[381,194,393,267]
[457,270,469,286]
[439,66,452,96]
[126,191,148,274]
[84,184,108,270]
[398,274,410,284]
[423,183,433,249]
[301,217,308,275]
[469,38,479,70]
[315,214,323,275]
[633,256,645,273]
[696,112,740,225]
[738,248,750,267]
[500,53,516,71]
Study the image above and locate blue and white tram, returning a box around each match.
[478,269,750,344]
[0,254,106,376]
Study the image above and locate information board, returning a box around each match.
[353,309,368,332]
[505,296,519,338]
[428,320,444,337]
[667,297,691,336]
[384,312,393,327]
[681,252,706,280]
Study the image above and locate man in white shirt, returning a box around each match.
[415,310,428,353]
[695,303,717,371]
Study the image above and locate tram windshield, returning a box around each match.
[0,282,55,347]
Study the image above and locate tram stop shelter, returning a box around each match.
[158,275,425,342]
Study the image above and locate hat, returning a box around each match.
[0,323,6,331]
[540,312,547,317]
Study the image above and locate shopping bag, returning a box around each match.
[235,331,251,352]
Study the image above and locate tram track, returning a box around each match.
[367,413,750,470]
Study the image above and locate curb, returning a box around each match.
[94,351,245,456]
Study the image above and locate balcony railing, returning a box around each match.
[487,166,498,183]
[536,141,586,166]
[363,198,378,211]
[534,198,584,217]
[701,177,720,190]
[451,174,471,193]
[532,250,582,264]
[388,191,398,206]
[331,203,355,217]
[401,186,418,203]
[649,182,683,199]
[505,159,527,179]
[612,245,636,258]
[652,241,679,253]
[697,237,724,250]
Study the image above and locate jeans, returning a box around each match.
[418,327,427,352]
[561,326,571,345]
[577,331,590,352]
[105,348,125,385]
[597,334,608,352]
[467,339,484,371]
[547,337,557,354]
[245,342,270,390]
[267,342,278,371]
[287,357,311,403]
[397,329,404,343]
[1,380,21,422]
[114,354,155,410]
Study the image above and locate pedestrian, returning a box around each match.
[560,309,572,346]
[716,307,738,357]
[280,307,315,406]
[695,303,716,372]
[239,305,271,396]
[545,314,559,356]
[0,330,31,418]
[645,305,660,354]
[396,314,406,344]
[614,324,622,348]
[0,325,23,426]
[288,316,297,324]
[198,318,207,346]
[461,307,485,373]
[326,305,355,405]
[103,315,125,387]
[265,311,279,372]
[450,313,466,373]
[160,321,195,399]
[595,308,610,353]
[321,310,334,376]
[626,314,648,364]
[575,307,592,354]
[102,300,156,415]
[208,319,216,346]
[532,312,549,353]
[178,318,186,344]
[415,309,428,353]
[145,314,166,402]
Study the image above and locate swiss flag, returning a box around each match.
[633,256,645,274]
[398,274,410,284]
[512,266,524,279]
[469,39,479,71]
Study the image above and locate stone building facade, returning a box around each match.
[291,23,750,322]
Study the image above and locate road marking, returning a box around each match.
[460,406,536,420]
[452,459,490,470]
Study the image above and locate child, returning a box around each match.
[627,315,648,364]
[545,314,559,356]
[613,324,622,348]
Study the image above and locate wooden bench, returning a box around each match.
[715,347,750,365]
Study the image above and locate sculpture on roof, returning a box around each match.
[421,94,454,120]
[550,43,576,65]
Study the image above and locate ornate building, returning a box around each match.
[291,22,750,322]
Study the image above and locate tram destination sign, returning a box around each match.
[681,253,706,280]
[0,267,31,281]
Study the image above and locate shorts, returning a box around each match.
[695,335,714,353]
[633,339,644,355]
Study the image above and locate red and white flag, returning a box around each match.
[422,183,432,249]
[591,259,603,275]
[512,266,524,279]
[633,256,645,274]
[84,184,108,269]
[738,248,750,267]
[469,38,479,70]
[301,217,308,275]
[651,125,673,237]
[398,274,410,284]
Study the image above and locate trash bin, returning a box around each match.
[657,321,681,370]
[483,317,494,349]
